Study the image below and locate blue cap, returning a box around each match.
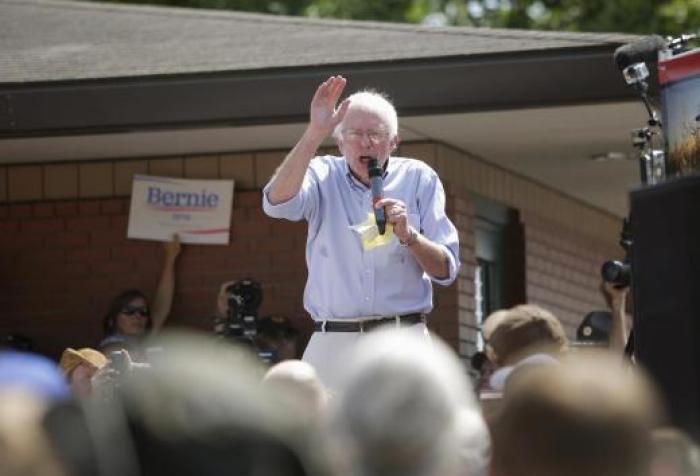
[0,351,70,400]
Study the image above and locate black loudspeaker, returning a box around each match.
[630,173,700,437]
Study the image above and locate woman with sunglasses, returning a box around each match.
[99,236,181,357]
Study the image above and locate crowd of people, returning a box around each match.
[2,307,699,476]
[1,75,699,475]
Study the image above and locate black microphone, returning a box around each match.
[367,158,386,235]
[613,35,666,71]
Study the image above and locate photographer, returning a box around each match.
[214,280,300,364]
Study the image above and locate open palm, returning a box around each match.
[310,75,350,135]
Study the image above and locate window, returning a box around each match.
[473,196,525,350]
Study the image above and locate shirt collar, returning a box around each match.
[344,157,390,190]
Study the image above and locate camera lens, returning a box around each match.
[601,260,631,287]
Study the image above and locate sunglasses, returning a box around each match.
[120,305,151,317]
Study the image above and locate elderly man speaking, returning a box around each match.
[263,75,459,390]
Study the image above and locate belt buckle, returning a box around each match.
[321,320,327,333]
[395,315,401,328]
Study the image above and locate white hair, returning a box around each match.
[333,90,399,139]
[262,360,329,423]
[334,328,491,476]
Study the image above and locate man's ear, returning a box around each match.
[335,135,345,155]
[391,134,401,151]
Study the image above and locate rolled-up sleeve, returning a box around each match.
[262,182,305,221]
[418,170,460,286]
[262,168,321,221]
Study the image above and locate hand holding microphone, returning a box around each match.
[366,157,413,242]
[367,158,386,235]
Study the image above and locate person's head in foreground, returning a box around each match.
[335,328,490,476]
[491,351,663,476]
[263,359,330,426]
[48,332,336,476]
[483,304,569,368]
[650,427,700,476]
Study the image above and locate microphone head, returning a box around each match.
[614,35,666,71]
[365,156,382,177]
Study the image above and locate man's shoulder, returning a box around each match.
[391,156,437,176]
[310,154,343,166]
[309,154,344,176]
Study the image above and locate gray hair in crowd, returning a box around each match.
[334,328,490,476]
[263,359,330,426]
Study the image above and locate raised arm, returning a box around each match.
[604,282,630,352]
[150,234,181,332]
[267,75,350,205]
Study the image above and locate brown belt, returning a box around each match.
[314,313,426,333]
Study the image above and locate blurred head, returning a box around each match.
[491,351,663,476]
[0,351,69,401]
[263,360,329,425]
[66,332,333,476]
[335,328,490,476]
[650,427,700,476]
[483,304,568,366]
[0,390,68,476]
[334,90,400,185]
[103,290,152,337]
[256,316,300,362]
[59,348,107,399]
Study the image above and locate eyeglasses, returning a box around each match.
[121,305,150,317]
[341,129,390,144]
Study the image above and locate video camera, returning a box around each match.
[213,279,275,363]
[602,33,700,288]
[220,279,263,340]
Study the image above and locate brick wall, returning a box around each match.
[522,212,623,336]
[427,196,476,353]
[0,192,310,359]
[430,142,623,356]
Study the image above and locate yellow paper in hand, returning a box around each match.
[349,212,394,250]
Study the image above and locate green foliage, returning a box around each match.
[88,0,700,36]
[306,0,416,22]
[435,0,699,36]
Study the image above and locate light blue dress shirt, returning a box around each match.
[263,155,459,320]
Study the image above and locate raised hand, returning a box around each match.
[164,233,181,262]
[309,75,350,137]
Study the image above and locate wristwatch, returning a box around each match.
[399,227,418,247]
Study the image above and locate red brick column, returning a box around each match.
[429,194,476,360]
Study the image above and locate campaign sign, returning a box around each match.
[127,175,234,244]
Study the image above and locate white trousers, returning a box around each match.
[302,322,429,395]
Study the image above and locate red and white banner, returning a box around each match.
[127,175,234,244]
